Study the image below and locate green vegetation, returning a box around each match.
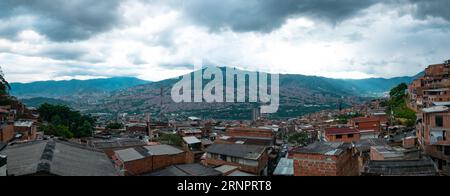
[387,83,417,127]
[288,132,309,146]
[106,122,124,130]
[157,134,183,147]
[0,66,11,96]
[37,103,96,138]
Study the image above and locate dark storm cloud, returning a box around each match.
[409,0,450,21]
[177,0,381,32]
[0,0,121,42]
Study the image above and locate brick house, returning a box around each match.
[13,120,37,141]
[226,127,274,139]
[204,143,268,175]
[417,105,450,174]
[292,142,359,176]
[89,138,148,158]
[350,117,381,140]
[325,127,360,143]
[113,145,188,176]
[0,123,14,143]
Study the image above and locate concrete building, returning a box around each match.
[417,105,450,175]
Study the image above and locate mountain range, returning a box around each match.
[10,77,150,99]
[9,69,420,119]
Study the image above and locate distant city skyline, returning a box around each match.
[1,0,449,83]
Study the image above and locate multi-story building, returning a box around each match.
[349,117,381,140]
[409,60,450,111]
[417,105,450,174]
[410,60,450,175]
[325,127,360,143]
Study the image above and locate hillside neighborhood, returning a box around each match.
[1,60,449,176]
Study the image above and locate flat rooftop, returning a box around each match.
[294,142,350,156]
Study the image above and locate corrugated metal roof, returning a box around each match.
[4,140,119,176]
[144,145,183,156]
[273,158,294,176]
[14,121,33,127]
[183,136,201,144]
[116,148,145,162]
[433,102,450,106]
[422,106,449,113]
[294,142,348,156]
[214,165,238,174]
[205,143,266,160]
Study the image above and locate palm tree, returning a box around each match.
[0,66,11,96]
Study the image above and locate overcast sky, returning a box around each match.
[1,0,449,83]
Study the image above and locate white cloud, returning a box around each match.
[1,0,449,83]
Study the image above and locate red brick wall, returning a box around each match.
[326,133,360,143]
[293,151,359,176]
[403,137,417,149]
[0,124,14,142]
[357,121,380,132]
[120,152,188,176]
[226,128,274,139]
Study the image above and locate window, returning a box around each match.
[444,131,447,141]
[348,134,354,138]
[436,116,444,127]
[220,155,227,161]
[230,157,239,163]
[445,146,450,156]
[437,145,443,152]
[336,135,343,139]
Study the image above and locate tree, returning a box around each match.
[288,132,310,146]
[106,122,124,130]
[387,83,417,127]
[75,121,93,138]
[0,66,11,96]
[37,103,96,138]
